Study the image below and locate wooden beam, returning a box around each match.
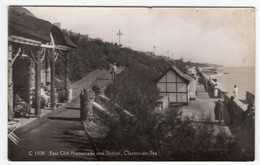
[9,35,41,46]
[41,48,46,62]
[11,47,21,65]
[30,50,39,65]
[35,50,41,116]
[57,50,66,63]
[8,44,13,121]
[55,45,71,51]
[41,44,70,51]
[54,52,59,62]
[47,49,54,63]
[9,35,71,50]
[59,54,65,63]
[45,52,50,84]
[40,44,54,49]
[50,49,56,109]
[64,52,70,103]
[27,59,33,104]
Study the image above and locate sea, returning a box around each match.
[210,66,255,100]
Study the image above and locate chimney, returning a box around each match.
[54,22,61,28]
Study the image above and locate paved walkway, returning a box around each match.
[71,66,125,99]
[8,68,124,161]
[180,84,234,147]
[180,82,254,160]
[71,69,107,99]
[90,66,125,89]
[8,108,55,130]
[181,84,217,122]
[8,97,98,161]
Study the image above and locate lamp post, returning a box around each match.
[117,30,123,46]
[153,45,156,54]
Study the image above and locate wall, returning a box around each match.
[197,69,250,113]
[156,69,188,104]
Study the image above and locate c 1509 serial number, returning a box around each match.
[28,151,45,156]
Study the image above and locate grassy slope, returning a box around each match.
[55,29,219,120]
[54,30,247,160]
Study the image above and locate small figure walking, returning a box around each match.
[111,62,118,81]
[214,85,218,98]
[214,99,224,124]
[233,85,238,98]
[228,96,237,124]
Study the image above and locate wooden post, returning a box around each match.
[25,59,32,103]
[35,50,41,116]
[28,59,33,106]
[64,52,70,103]
[8,44,13,121]
[50,50,55,109]
[45,52,51,84]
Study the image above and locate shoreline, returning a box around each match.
[201,67,254,101]
[198,69,254,112]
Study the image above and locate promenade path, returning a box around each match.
[181,84,216,122]
[8,67,124,161]
[180,83,234,146]
[180,82,254,160]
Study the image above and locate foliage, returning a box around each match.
[56,30,232,160]
[105,65,160,117]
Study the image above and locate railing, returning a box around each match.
[197,69,254,113]
[8,124,21,145]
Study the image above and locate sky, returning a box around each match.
[26,7,255,67]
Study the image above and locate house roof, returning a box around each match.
[8,7,77,48]
[185,65,190,69]
[155,65,193,83]
[185,72,196,80]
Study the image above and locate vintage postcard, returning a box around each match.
[7,6,255,161]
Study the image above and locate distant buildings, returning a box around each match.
[62,29,90,40]
[144,52,155,56]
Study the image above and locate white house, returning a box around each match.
[155,66,195,111]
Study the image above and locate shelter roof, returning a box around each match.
[8,7,76,48]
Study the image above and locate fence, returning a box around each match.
[197,69,253,113]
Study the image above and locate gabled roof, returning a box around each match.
[185,65,191,69]
[8,7,76,48]
[171,66,194,82]
[155,65,193,83]
[185,73,196,80]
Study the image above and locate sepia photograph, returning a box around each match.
[7,5,255,161]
